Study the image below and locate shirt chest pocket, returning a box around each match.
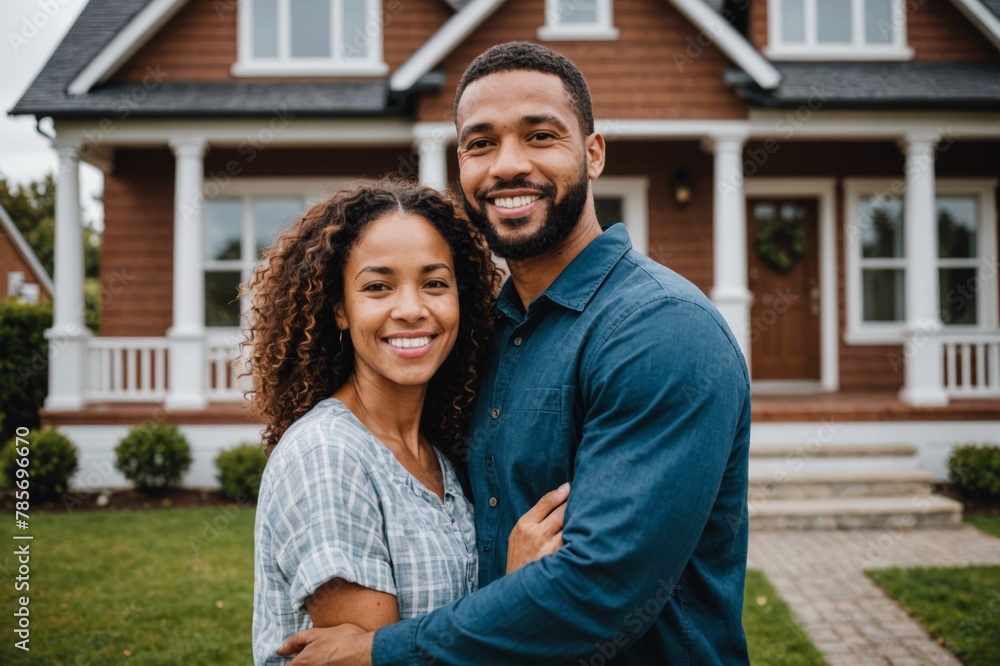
[505,386,577,486]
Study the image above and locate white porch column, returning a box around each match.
[414,124,449,190]
[166,137,208,410]
[899,133,948,406]
[707,133,753,362]
[45,141,91,410]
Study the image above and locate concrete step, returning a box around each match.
[749,494,964,530]
[749,443,922,476]
[748,469,934,500]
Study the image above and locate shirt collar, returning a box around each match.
[496,223,632,320]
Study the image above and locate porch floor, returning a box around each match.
[752,391,1000,422]
[41,392,1000,426]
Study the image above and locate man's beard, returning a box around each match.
[463,167,589,261]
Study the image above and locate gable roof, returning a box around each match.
[392,0,781,92]
[950,0,1000,51]
[0,203,54,298]
[10,0,398,119]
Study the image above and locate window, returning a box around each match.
[234,0,387,76]
[767,0,912,60]
[202,180,351,328]
[538,0,619,40]
[844,180,999,344]
[592,177,649,256]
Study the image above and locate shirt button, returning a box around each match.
[491,408,500,419]
[513,336,523,346]
[483,546,491,552]
[487,455,494,466]
[451,517,456,524]
[488,496,498,507]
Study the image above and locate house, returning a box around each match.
[0,202,53,304]
[10,0,1000,524]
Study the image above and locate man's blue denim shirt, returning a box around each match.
[374,223,751,665]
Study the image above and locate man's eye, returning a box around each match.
[531,132,555,141]
[467,139,491,151]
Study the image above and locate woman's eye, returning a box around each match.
[425,279,450,289]
[362,283,390,292]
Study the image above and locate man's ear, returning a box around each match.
[586,131,606,181]
[334,303,348,331]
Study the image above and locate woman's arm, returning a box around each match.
[307,579,399,631]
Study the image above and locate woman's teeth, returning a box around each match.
[387,336,431,349]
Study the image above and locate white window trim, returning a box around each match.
[592,176,648,256]
[844,178,999,345]
[202,178,355,330]
[538,0,620,41]
[233,0,388,77]
[766,0,914,61]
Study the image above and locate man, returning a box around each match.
[279,41,751,665]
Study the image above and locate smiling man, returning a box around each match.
[279,41,751,665]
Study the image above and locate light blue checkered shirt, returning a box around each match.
[252,398,478,665]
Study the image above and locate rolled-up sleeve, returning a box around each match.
[373,297,749,665]
[267,440,397,611]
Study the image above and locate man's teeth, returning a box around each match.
[387,336,432,349]
[492,195,540,209]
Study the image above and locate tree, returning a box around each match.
[0,174,101,280]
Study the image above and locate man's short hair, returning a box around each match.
[453,41,595,135]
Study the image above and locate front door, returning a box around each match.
[747,199,821,381]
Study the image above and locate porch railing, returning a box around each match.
[85,337,170,402]
[84,337,247,403]
[942,333,1000,398]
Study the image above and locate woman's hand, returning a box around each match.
[506,482,569,574]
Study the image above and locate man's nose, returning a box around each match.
[489,138,531,182]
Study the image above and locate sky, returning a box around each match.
[1,0,103,229]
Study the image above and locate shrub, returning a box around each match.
[1,428,79,500]
[0,299,52,441]
[215,443,267,502]
[114,424,192,492]
[949,444,1000,500]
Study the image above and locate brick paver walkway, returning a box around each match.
[748,527,1000,665]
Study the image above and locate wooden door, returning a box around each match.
[747,199,821,381]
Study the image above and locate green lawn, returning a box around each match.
[965,512,1000,539]
[1,507,820,664]
[744,570,826,665]
[0,506,255,665]
[869,566,1000,666]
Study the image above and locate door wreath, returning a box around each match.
[754,218,806,274]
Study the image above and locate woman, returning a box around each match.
[245,179,564,665]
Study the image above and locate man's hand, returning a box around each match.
[277,625,374,666]
[506,482,569,574]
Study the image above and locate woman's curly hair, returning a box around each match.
[241,178,502,460]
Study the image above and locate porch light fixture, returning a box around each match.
[671,168,693,210]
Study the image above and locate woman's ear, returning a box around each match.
[334,302,348,331]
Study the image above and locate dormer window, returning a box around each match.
[538,0,620,40]
[767,0,913,60]
[234,0,388,76]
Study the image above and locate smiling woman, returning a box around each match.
[241,179,568,665]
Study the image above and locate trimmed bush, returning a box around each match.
[114,424,192,492]
[949,444,1000,500]
[215,443,267,502]
[0,299,52,442]
[1,428,79,500]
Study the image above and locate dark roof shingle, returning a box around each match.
[728,62,1000,109]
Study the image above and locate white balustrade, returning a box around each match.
[85,338,169,402]
[942,333,1000,398]
[84,337,248,403]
